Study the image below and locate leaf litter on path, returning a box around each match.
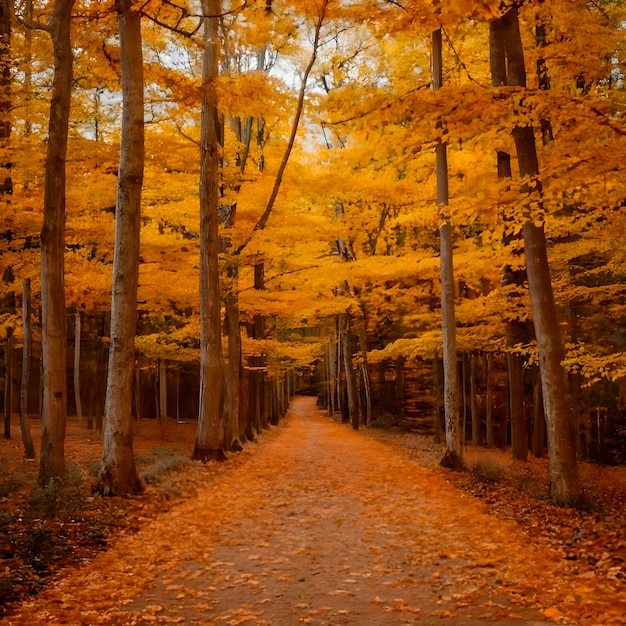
[2,397,623,625]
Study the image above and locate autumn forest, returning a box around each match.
[1,0,626,620]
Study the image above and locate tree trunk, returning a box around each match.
[508,352,528,461]
[497,7,580,505]
[225,290,243,451]
[0,0,12,196]
[359,329,371,426]
[39,0,75,484]
[97,0,144,495]
[342,315,359,430]
[4,327,13,439]
[391,357,403,425]
[470,353,480,445]
[523,219,579,504]
[485,353,494,447]
[432,27,462,469]
[433,353,443,444]
[73,310,83,421]
[532,369,545,458]
[461,353,467,447]
[19,279,35,459]
[194,0,225,461]
[159,359,167,435]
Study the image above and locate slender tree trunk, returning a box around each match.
[394,356,405,425]
[497,7,580,505]
[39,0,75,484]
[4,327,12,439]
[159,359,167,435]
[194,0,225,461]
[19,279,35,459]
[97,0,144,495]
[225,290,243,451]
[433,353,443,444]
[485,353,494,447]
[532,369,545,458]
[432,27,462,469]
[359,329,371,426]
[342,315,359,430]
[508,352,528,461]
[134,366,141,421]
[73,310,83,421]
[470,353,480,445]
[461,353,467,447]
[0,0,11,196]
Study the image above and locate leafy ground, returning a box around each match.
[0,397,625,624]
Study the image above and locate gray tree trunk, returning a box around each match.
[97,0,144,495]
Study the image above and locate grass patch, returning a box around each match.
[139,454,191,485]
[471,458,508,484]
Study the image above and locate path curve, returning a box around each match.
[5,398,569,625]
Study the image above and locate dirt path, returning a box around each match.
[1,398,597,625]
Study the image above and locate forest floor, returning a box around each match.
[0,396,624,625]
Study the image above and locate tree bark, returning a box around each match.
[432,27,462,469]
[39,0,75,484]
[194,0,226,462]
[97,0,144,495]
[19,279,35,459]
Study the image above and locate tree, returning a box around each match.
[38,0,75,485]
[194,0,226,461]
[494,6,580,506]
[432,25,462,470]
[19,278,35,459]
[0,0,11,196]
[97,0,144,495]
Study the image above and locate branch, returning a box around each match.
[12,1,48,32]
[141,0,247,36]
[176,122,201,146]
[233,0,330,256]
[321,83,430,127]
[590,106,626,136]
[442,26,485,87]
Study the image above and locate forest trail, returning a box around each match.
[1,397,610,625]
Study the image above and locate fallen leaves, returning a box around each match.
[2,398,625,625]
